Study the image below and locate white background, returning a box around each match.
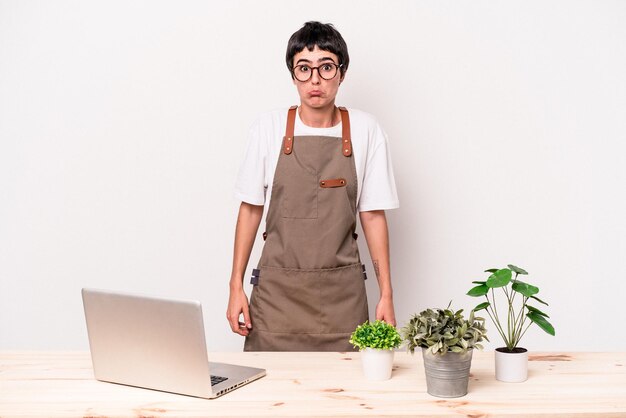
[1,1,625,351]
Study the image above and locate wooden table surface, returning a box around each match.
[1,351,625,417]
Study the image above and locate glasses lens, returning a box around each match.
[319,63,338,80]
[294,65,311,82]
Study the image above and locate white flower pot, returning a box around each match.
[495,347,528,382]
[360,348,394,381]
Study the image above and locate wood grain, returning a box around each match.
[1,351,625,417]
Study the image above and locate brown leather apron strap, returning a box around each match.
[284,105,352,157]
[338,106,352,157]
[283,105,298,155]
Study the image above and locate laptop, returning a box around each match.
[81,288,266,399]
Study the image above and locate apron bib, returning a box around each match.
[244,106,368,351]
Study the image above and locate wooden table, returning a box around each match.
[1,351,625,417]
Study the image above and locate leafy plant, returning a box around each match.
[467,264,555,351]
[401,302,488,355]
[349,320,402,351]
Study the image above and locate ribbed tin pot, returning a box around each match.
[422,348,473,398]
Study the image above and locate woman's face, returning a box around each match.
[292,45,343,110]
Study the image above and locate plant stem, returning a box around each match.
[510,272,519,305]
[486,307,509,346]
[491,288,502,331]
[491,288,498,318]
[502,283,510,300]
[508,287,515,347]
[485,290,508,347]
[507,272,521,346]
[512,297,528,347]
[517,321,533,345]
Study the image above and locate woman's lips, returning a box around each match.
[309,91,322,97]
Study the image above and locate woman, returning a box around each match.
[227,21,399,351]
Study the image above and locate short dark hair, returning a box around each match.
[286,21,349,79]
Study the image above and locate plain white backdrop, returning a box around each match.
[1,1,625,351]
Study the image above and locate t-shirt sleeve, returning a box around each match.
[357,123,400,212]
[234,120,267,206]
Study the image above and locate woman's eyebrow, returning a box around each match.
[295,56,336,65]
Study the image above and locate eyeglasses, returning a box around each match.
[292,62,342,82]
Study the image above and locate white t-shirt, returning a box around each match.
[234,107,399,213]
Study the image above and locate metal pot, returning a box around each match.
[422,348,473,398]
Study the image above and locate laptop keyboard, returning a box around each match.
[211,375,228,386]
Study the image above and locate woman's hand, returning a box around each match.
[226,287,252,336]
[375,294,397,327]
[227,202,263,337]
[360,210,396,327]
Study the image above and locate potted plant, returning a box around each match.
[349,320,402,381]
[467,264,556,382]
[401,303,487,398]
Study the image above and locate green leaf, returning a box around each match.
[512,280,539,297]
[508,264,528,275]
[467,284,489,297]
[530,295,549,306]
[472,281,486,284]
[526,305,549,318]
[486,269,512,288]
[527,312,555,336]
[473,302,491,312]
[484,268,499,273]
[349,319,402,350]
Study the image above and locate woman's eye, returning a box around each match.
[322,64,333,71]
[299,66,310,73]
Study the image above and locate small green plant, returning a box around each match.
[401,303,488,355]
[349,320,402,351]
[467,264,555,351]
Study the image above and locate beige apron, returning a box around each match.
[244,106,369,352]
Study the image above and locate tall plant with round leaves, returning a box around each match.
[467,264,555,351]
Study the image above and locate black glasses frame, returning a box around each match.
[291,63,343,82]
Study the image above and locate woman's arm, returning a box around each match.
[359,209,396,326]
[227,202,264,336]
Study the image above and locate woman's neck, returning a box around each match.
[298,104,340,128]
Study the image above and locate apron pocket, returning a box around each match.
[319,263,368,334]
[253,267,322,334]
[280,169,318,219]
[252,264,368,335]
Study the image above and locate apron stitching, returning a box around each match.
[257,262,362,273]
[250,330,355,335]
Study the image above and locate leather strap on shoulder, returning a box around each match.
[283,105,298,155]
[338,106,352,157]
